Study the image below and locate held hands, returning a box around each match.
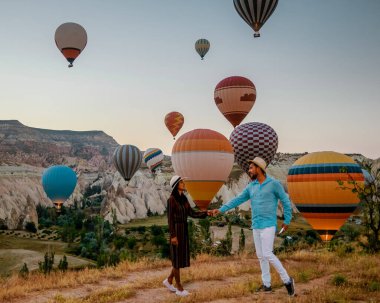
[207,209,221,217]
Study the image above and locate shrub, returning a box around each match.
[58,255,68,272]
[19,263,29,278]
[25,222,37,233]
[332,274,347,286]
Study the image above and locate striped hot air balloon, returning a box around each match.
[42,165,77,212]
[233,0,279,38]
[143,148,164,173]
[172,129,234,210]
[55,22,87,67]
[287,151,364,241]
[195,38,210,60]
[113,145,142,182]
[230,122,278,174]
[214,76,256,128]
[164,111,184,139]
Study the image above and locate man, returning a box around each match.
[210,157,295,296]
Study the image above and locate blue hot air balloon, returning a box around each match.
[42,165,77,212]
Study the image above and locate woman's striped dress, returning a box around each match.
[167,193,207,268]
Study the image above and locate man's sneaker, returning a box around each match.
[175,289,190,297]
[284,277,295,296]
[163,279,177,292]
[255,284,272,292]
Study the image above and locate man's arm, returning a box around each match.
[275,181,292,225]
[219,187,250,213]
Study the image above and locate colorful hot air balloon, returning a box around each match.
[113,145,142,182]
[233,0,279,38]
[172,129,234,210]
[230,122,278,174]
[287,151,365,241]
[164,111,184,139]
[195,39,210,60]
[143,148,164,174]
[214,76,256,128]
[55,22,87,67]
[42,165,77,212]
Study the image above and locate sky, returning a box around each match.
[0,0,379,159]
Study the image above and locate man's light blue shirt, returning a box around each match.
[219,176,292,229]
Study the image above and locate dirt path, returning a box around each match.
[10,262,334,303]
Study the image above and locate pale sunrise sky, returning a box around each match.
[0,0,379,159]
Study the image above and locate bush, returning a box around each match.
[58,255,68,272]
[19,263,29,278]
[150,225,164,236]
[25,222,37,233]
[127,237,137,249]
[39,252,55,275]
[332,274,347,286]
[368,281,380,292]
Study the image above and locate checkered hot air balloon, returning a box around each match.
[164,111,184,140]
[214,76,256,128]
[230,122,278,174]
[172,129,234,210]
[55,22,87,68]
[287,151,365,241]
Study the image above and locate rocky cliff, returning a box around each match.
[0,120,376,229]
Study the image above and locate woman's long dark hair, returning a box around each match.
[172,181,187,202]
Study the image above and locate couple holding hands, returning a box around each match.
[163,157,295,297]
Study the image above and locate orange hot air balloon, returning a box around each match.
[171,129,234,210]
[214,76,256,128]
[164,111,184,139]
[287,151,364,241]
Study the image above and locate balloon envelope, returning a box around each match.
[214,76,256,128]
[55,22,87,67]
[172,129,234,210]
[143,148,164,173]
[287,151,364,241]
[233,0,279,37]
[164,111,184,139]
[42,165,77,210]
[195,39,210,60]
[230,122,278,174]
[113,145,142,181]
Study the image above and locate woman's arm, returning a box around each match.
[185,199,208,218]
[167,196,177,239]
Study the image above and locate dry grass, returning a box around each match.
[1,250,379,303]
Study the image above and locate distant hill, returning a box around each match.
[0,120,118,167]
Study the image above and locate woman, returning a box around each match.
[163,175,208,297]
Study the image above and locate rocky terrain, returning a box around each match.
[0,120,377,230]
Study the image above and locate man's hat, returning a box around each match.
[248,157,267,173]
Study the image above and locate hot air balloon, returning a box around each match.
[113,145,142,182]
[287,151,364,241]
[143,148,164,174]
[164,111,184,139]
[42,165,77,212]
[233,0,279,38]
[172,129,234,210]
[55,22,87,67]
[230,122,278,174]
[195,39,210,60]
[214,76,256,128]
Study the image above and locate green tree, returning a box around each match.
[19,263,29,278]
[239,228,245,252]
[338,164,380,252]
[58,255,68,272]
[226,223,232,253]
[38,251,55,275]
